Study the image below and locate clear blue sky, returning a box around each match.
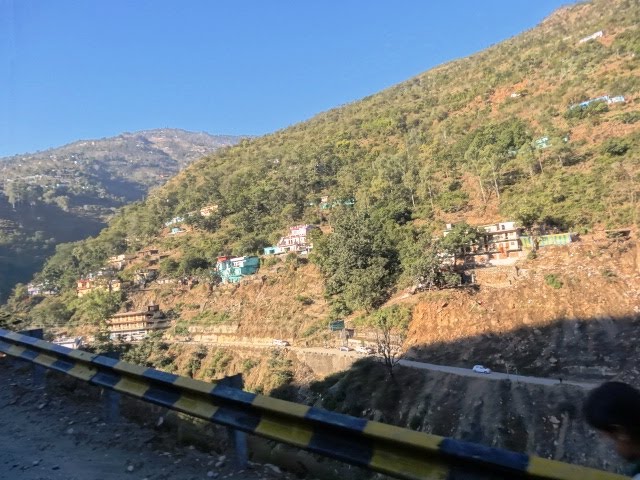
[0,0,577,157]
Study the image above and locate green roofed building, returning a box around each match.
[520,233,578,249]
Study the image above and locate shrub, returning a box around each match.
[262,256,279,268]
[437,190,469,213]
[295,295,314,305]
[564,101,608,120]
[544,274,563,289]
[601,138,630,156]
[617,111,640,124]
[601,269,617,279]
[242,359,258,372]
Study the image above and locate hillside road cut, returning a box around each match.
[180,339,600,389]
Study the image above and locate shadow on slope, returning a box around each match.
[276,314,639,475]
[0,198,105,302]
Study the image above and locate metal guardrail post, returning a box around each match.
[19,328,46,387]
[102,351,121,423]
[219,373,248,469]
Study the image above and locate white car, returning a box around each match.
[272,339,290,347]
[472,365,491,374]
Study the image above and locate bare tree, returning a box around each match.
[368,305,411,378]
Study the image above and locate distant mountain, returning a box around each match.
[0,129,243,301]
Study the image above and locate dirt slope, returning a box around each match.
[310,360,627,474]
[405,237,640,383]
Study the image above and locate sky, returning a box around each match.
[0,0,578,158]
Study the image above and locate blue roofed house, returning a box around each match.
[216,255,260,284]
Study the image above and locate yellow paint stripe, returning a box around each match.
[114,376,150,398]
[33,353,58,368]
[5,331,22,341]
[252,395,310,418]
[252,396,313,446]
[369,445,449,480]
[255,416,314,447]
[364,423,448,480]
[6,344,26,357]
[173,393,219,419]
[68,349,98,362]
[364,421,442,451]
[66,362,98,382]
[113,361,147,377]
[173,376,218,394]
[528,456,628,480]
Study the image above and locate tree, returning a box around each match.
[29,296,73,327]
[366,305,411,378]
[402,232,459,290]
[514,205,544,252]
[313,209,400,312]
[70,290,123,326]
[4,180,28,209]
[440,222,481,264]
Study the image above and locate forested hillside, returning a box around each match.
[0,129,242,301]
[8,0,639,326]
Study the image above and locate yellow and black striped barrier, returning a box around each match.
[0,328,626,480]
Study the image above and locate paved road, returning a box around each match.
[396,358,598,389]
[181,340,599,390]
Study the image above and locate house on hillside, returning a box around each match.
[107,254,136,271]
[164,216,184,227]
[478,222,522,255]
[263,246,285,255]
[134,268,158,287]
[76,277,122,298]
[578,30,603,44]
[215,255,260,284]
[534,137,551,149]
[140,248,159,258]
[263,224,317,255]
[200,205,219,217]
[106,304,170,342]
[443,221,523,265]
[320,197,355,210]
[27,283,57,296]
[569,95,626,111]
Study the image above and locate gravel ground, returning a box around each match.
[0,359,300,480]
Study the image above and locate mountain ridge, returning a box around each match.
[0,128,244,301]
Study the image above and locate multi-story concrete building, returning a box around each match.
[443,221,523,258]
[106,304,170,341]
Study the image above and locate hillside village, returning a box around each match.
[25,201,589,350]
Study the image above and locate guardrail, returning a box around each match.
[0,328,626,480]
